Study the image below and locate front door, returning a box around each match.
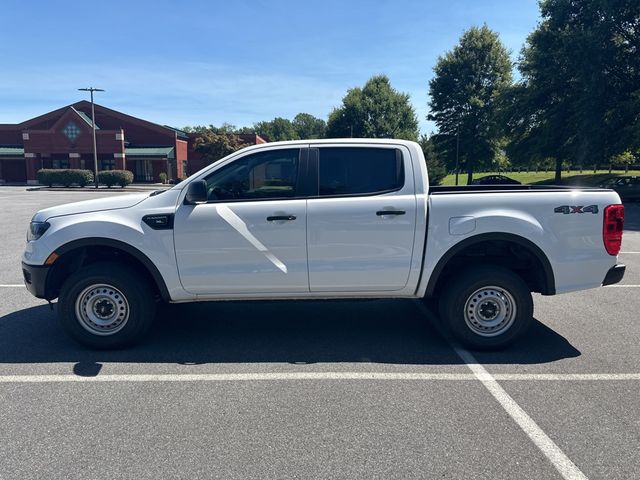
[306,145,417,292]
[174,147,309,295]
[134,159,154,182]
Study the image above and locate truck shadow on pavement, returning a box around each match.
[0,298,580,367]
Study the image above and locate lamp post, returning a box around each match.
[78,87,104,188]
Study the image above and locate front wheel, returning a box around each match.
[58,263,156,349]
[438,266,533,350]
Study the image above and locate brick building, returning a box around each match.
[0,102,266,184]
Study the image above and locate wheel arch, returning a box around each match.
[425,232,556,298]
[46,237,171,301]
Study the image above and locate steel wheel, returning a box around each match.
[74,283,130,336]
[463,285,517,337]
[438,266,533,350]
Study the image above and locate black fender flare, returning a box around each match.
[52,237,171,301]
[425,232,556,297]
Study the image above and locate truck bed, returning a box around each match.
[429,185,611,194]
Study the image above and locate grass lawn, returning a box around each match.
[441,169,640,186]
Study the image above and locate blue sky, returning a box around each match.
[0,0,540,134]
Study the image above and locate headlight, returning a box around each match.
[27,221,50,242]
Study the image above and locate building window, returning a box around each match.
[63,122,81,142]
[52,159,70,169]
[100,159,115,170]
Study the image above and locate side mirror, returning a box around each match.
[184,180,208,205]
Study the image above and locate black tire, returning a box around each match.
[438,265,533,350]
[58,262,156,349]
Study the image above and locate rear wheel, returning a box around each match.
[58,263,156,349]
[438,266,533,350]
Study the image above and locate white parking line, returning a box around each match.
[0,285,24,288]
[493,373,640,380]
[0,372,638,383]
[412,301,588,480]
[456,348,588,480]
[0,372,478,383]
[620,251,640,254]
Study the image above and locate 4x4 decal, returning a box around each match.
[554,205,599,214]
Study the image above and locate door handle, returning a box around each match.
[267,215,296,221]
[376,210,405,216]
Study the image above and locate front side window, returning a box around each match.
[204,149,300,201]
[318,147,403,196]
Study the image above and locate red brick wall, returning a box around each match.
[176,139,188,178]
[0,127,22,145]
[25,130,123,155]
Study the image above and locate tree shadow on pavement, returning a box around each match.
[622,202,640,231]
[0,298,580,366]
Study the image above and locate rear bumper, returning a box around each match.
[602,264,626,286]
[21,262,50,299]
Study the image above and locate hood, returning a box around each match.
[33,193,150,222]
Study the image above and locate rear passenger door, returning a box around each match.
[306,145,417,292]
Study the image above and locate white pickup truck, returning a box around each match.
[22,139,626,349]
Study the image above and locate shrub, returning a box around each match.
[98,170,134,188]
[36,169,94,187]
[159,172,168,184]
[36,169,55,187]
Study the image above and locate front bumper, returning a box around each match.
[22,262,51,299]
[602,264,626,286]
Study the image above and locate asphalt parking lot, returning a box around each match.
[0,186,639,480]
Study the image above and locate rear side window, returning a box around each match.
[318,147,404,196]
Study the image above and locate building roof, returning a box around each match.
[0,146,24,156]
[125,146,175,158]
[71,107,100,129]
[163,126,190,140]
[0,101,178,138]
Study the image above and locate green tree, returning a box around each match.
[419,134,447,185]
[254,117,299,142]
[506,0,640,183]
[610,150,636,173]
[428,25,513,184]
[326,75,419,141]
[183,124,252,135]
[292,113,326,139]
[192,130,248,164]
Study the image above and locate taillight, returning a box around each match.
[603,204,624,255]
